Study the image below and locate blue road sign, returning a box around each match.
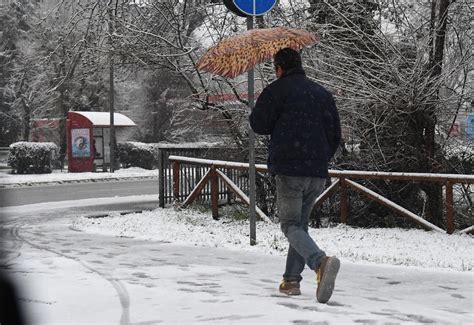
[466,114,474,140]
[233,0,277,16]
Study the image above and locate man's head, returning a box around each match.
[273,47,302,79]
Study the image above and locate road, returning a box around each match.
[0,179,159,207]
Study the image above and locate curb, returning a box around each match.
[82,209,146,219]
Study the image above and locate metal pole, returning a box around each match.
[109,58,115,173]
[108,3,115,173]
[247,16,256,246]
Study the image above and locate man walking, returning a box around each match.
[249,48,342,303]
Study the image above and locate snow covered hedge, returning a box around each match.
[8,142,59,174]
[117,142,157,170]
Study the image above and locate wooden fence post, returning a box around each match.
[211,166,219,220]
[172,161,180,202]
[158,149,165,208]
[340,178,348,224]
[446,181,455,234]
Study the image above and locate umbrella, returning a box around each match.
[196,26,318,79]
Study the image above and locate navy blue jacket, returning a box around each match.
[249,67,341,178]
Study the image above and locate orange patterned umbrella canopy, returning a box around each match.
[196,27,318,79]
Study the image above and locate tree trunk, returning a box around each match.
[58,89,67,168]
[21,98,30,141]
[423,0,450,227]
[427,0,437,65]
[432,0,450,78]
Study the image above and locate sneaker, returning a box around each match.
[279,280,301,296]
[316,256,340,303]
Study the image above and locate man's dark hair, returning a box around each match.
[274,48,302,70]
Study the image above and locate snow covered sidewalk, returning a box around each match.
[11,214,474,324]
[0,167,158,187]
[13,240,474,324]
[3,201,473,324]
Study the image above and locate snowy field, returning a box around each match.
[0,167,158,186]
[72,207,474,272]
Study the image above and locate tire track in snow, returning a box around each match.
[9,222,132,325]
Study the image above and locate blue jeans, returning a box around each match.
[276,175,327,282]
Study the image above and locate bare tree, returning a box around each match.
[255,0,472,227]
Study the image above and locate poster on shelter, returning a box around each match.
[71,128,91,158]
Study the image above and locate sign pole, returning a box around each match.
[247,15,257,246]
[227,0,277,246]
[108,4,115,173]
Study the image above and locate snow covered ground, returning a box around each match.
[0,167,158,186]
[2,197,473,324]
[2,169,473,324]
[72,207,474,272]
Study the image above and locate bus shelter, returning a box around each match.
[67,111,136,172]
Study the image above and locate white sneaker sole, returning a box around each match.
[316,257,340,303]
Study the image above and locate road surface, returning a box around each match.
[0,179,159,207]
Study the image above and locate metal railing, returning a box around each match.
[168,155,474,234]
[157,145,251,207]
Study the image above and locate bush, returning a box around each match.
[8,142,59,174]
[117,142,156,170]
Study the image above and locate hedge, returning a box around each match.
[117,142,156,170]
[8,142,59,174]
